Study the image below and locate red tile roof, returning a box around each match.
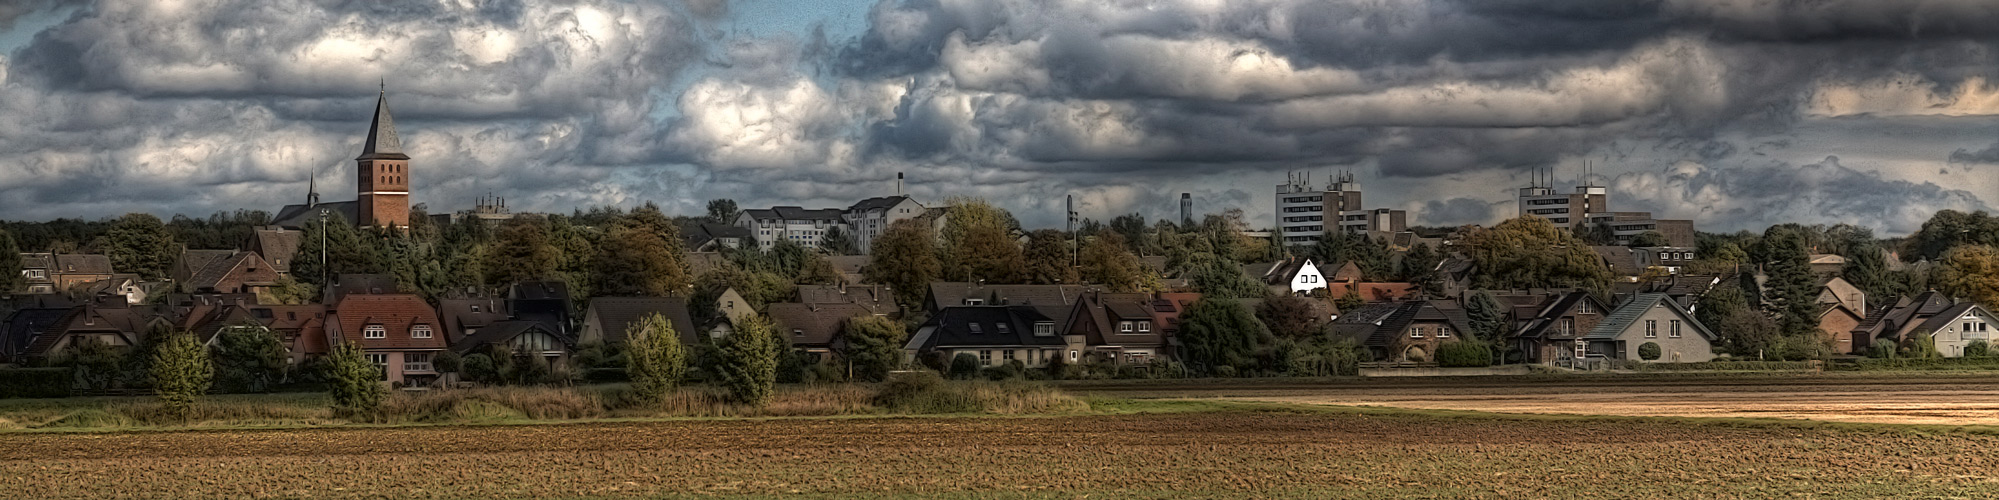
[327,294,445,351]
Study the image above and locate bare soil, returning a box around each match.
[1070,373,1999,425]
[5,408,1999,498]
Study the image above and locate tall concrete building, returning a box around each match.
[1275,171,1406,246]
[1516,169,1693,247]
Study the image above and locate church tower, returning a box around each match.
[356,84,411,228]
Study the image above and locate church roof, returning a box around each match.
[357,90,409,161]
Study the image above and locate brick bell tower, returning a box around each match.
[356,82,411,228]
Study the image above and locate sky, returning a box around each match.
[2,0,1998,236]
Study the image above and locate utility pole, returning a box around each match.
[319,209,329,288]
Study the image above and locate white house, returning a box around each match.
[734,207,847,251]
[843,196,927,254]
[1906,303,1998,357]
[1258,257,1326,296]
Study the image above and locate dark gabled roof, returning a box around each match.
[795,284,899,315]
[1257,257,1315,285]
[1908,303,1986,337]
[19,253,53,270]
[250,229,302,274]
[681,221,753,249]
[271,201,359,230]
[747,206,844,221]
[3,308,72,359]
[187,252,280,292]
[910,306,1063,350]
[450,320,573,355]
[585,297,698,345]
[1326,302,1407,346]
[1509,291,1607,340]
[53,254,114,275]
[926,282,1084,331]
[1360,301,1476,347]
[1592,246,1642,276]
[767,302,875,348]
[357,91,409,161]
[1855,291,1955,337]
[437,297,510,344]
[1583,293,1718,341]
[331,274,400,300]
[847,195,912,213]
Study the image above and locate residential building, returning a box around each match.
[181,252,282,295]
[1633,247,1696,274]
[768,302,877,360]
[1809,254,1847,276]
[843,195,927,254]
[17,253,56,294]
[1580,293,1718,363]
[246,228,302,276]
[1254,257,1326,296]
[507,280,573,338]
[1507,291,1612,365]
[683,221,753,252]
[1329,300,1475,362]
[735,207,847,251]
[15,294,172,362]
[925,282,1086,334]
[1851,291,1956,353]
[1,307,72,363]
[578,297,700,347]
[905,305,1065,368]
[795,284,900,317]
[451,320,575,371]
[1061,292,1197,365]
[1904,303,1999,358]
[323,294,445,386]
[1818,301,1867,355]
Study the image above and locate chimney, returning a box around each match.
[897,172,904,196]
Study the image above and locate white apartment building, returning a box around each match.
[735,207,847,251]
[843,196,926,254]
[1275,171,1403,246]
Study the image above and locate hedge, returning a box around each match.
[0,368,73,398]
[1845,357,1999,371]
[1435,341,1494,368]
[1630,361,1816,372]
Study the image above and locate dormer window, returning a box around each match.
[411,325,432,339]
[1119,321,1133,333]
[793,329,805,337]
[471,305,481,313]
[968,323,982,334]
[1034,322,1054,336]
[965,299,984,306]
[1137,321,1152,333]
[1578,302,1593,314]
[364,325,387,339]
[996,323,1010,334]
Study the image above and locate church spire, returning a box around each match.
[358,82,409,160]
[306,162,319,207]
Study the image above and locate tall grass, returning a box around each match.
[7,377,1089,430]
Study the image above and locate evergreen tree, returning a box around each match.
[717,314,779,407]
[1465,291,1506,342]
[819,226,858,255]
[0,229,20,293]
[294,212,384,288]
[1759,224,1818,333]
[212,325,289,393]
[1842,240,1894,300]
[326,342,387,418]
[105,213,180,281]
[1177,298,1267,374]
[837,315,908,382]
[150,330,213,419]
[1401,242,1443,295]
[626,312,687,404]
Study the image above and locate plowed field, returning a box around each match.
[5,407,1999,499]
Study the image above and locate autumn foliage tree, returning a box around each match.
[1460,217,1610,292]
[484,215,560,286]
[865,219,941,308]
[1937,245,1999,310]
[1020,229,1076,285]
[596,205,691,296]
[1080,231,1150,292]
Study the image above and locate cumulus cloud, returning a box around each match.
[2,0,1997,236]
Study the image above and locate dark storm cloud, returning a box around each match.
[1613,156,1986,234]
[3,0,1997,234]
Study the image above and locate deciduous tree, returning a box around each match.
[706,199,740,224]
[1020,229,1076,285]
[1936,245,1999,309]
[485,215,560,286]
[596,206,691,296]
[1177,298,1267,374]
[865,219,940,308]
[838,315,907,382]
[150,330,213,419]
[105,213,179,281]
[212,325,289,393]
[1256,295,1323,342]
[1080,231,1150,292]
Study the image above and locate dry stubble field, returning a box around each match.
[6,404,1999,499]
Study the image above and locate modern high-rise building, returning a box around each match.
[1516,169,1693,246]
[1274,171,1406,246]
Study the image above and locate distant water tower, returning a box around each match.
[1180,193,1193,227]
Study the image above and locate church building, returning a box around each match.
[273,87,412,229]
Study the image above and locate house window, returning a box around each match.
[403,353,433,372]
[364,325,387,339]
[1137,321,1152,333]
[996,323,1010,334]
[1003,350,1015,362]
[1069,350,1079,361]
[1670,320,1682,338]
[1644,320,1657,338]
[1410,327,1425,338]
[411,325,432,339]
[968,323,982,334]
[364,353,388,379]
[1575,339,1588,358]
[1034,322,1053,336]
[978,350,992,365]
[1438,326,1452,338]
[1578,301,1592,314]
[1558,319,1573,336]
[471,305,481,313]
[1119,321,1133,332]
